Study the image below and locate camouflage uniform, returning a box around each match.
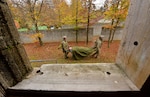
[61,40,69,59]
[92,38,102,58]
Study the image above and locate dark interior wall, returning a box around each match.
[141,75,150,95]
[116,0,150,89]
[0,0,32,96]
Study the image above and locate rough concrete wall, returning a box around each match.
[116,0,150,89]
[0,0,32,96]
[19,28,93,43]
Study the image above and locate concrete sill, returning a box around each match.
[9,63,139,92]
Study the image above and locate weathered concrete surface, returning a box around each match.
[10,63,139,91]
[0,0,32,96]
[116,0,150,89]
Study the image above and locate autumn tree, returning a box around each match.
[59,0,99,44]
[69,0,98,44]
[27,0,44,46]
[70,0,84,43]
[81,0,96,45]
[75,0,79,43]
[9,0,103,45]
[54,0,70,27]
[54,0,87,43]
[10,0,44,46]
[8,0,30,28]
[38,1,58,29]
[104,0,129,48]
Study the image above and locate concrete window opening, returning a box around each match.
[0,0,150,97]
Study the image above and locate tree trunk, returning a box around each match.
[86,0,92,45]
[75,0,78,44]
[35,23,43,46]
[28,0,44,46]
[108,19,114,48]
[38,36,43,46]
[110,18,120,43]
[110,1,121,43]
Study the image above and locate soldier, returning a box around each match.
[59,36,69,59]
[92,35,103,58]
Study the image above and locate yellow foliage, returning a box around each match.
[104,0,129,21]
[30,33,44,42]
[102,24,114,30]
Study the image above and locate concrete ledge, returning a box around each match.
[9,63,139,91]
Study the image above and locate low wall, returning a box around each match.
[19,28,93,43]
[101,27,123,41]
[93,23,123,41]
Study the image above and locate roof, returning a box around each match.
[98,19,111,24]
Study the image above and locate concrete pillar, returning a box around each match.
[116,0,150,89]
[0,0,32,96]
